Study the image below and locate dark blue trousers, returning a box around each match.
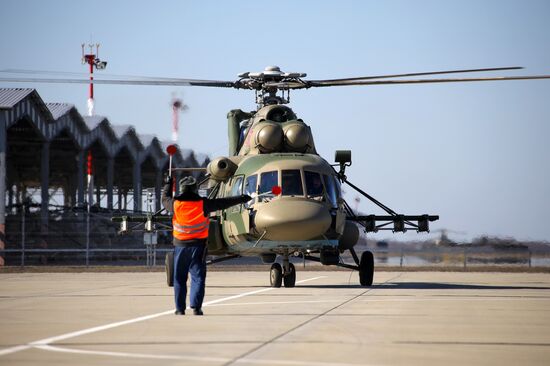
[173,245,207,312]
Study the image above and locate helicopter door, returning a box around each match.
[323,174,345,233]
[225,175,249,238]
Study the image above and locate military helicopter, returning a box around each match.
[4,65,550,286]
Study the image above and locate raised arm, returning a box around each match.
[161,176,174,214]
[203,195,251,215]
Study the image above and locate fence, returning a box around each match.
[2,208,549,268]
[2,207,173,267]
[359,246,550,269]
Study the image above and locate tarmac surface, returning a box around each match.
[0,270,549,365]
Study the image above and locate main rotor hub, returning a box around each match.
[237,66,307,108]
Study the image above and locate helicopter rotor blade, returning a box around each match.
[0,68,210,81]
[307,66,524,83]
[307,75,550,88]
[0,77,237,88]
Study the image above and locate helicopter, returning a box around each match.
[3,65,550,287]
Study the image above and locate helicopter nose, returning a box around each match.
[254,198,332,241]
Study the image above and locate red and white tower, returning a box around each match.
[81,43,107,116]
[171,95,187,142]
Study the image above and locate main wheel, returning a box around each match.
[283,263,296,288]
[165,251,174,287]
[359,251,374,286]
[270,263,283,288]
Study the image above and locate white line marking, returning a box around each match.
[0,275,327,357]
[209,299,340,307]
[36,344,366,366]
[0,345,32,357]
[237,358,368,366]
[30,309,175,346]
[359,297,550,302]
[35,344,229,363]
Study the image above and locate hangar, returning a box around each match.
[0,88,208,265]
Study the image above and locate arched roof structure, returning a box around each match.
[0,88,209,212]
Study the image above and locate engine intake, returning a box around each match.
[283,122,311,152]
[207,157,237,181]
[255,122,283,153]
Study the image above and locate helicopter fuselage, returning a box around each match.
[212,153,348,257]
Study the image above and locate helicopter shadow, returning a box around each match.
[207,285,269,289]
[380,282,550,290]
[298,283,550,290]
[297,284,367,289]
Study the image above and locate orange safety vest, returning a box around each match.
[172,200,209,241]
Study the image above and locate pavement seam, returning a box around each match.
[0,275,327,358]
[224,273,403,366]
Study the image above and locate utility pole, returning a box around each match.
[81,43,107,116]
[86,150,93,266]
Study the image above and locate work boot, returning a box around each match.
[193,308,203,316]
[175,310,185,315]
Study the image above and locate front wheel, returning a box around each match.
[283,263,296,288]
[270,263,283,288]
[165,251,174,287]
[359,251,374,286]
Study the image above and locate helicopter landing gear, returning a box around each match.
[359,250,374,286]
[283,263,296,287]
[270,263,283,287]
[270,256,296,288]
[282,254,296,287]
[282,254,296,288]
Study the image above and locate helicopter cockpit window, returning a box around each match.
[323,174,339,208]
[282,170,304,196]
[228,176,244,213]
[305,171,324,199]
[259,171,278,201]
[230,176,243,197]
[244,174,258,207]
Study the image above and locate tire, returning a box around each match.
[283,263,296,288]
[270,263,283,288]
[165,251,174,287]
[359,251,374,286]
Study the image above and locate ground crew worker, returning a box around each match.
[162,175,251,315]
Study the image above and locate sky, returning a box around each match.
[1,0,549,242]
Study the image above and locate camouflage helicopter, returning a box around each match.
[109,65,549,288]
[4,65,550,287]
